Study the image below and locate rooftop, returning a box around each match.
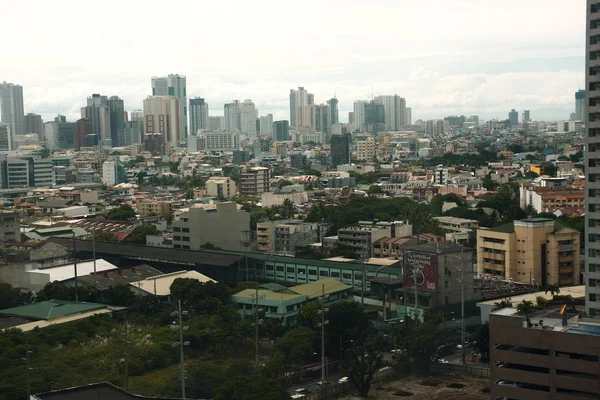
[405,242,470,254]
[482,218,571,234]
[29,259,118,282]
[0,299,107,321]
[232,289,306,306]
[289,277,351,299]
[130,270,215,296]
[77,265,164,291]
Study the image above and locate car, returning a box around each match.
[436,358,449,364]
[497,380,519,388]
[338,377,349,383]
[291,395,305,399]
[294,388,310,394]
[378,366,392,372]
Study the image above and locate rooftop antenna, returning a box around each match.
[334,86,337,98]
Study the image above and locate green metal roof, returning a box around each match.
[289,278,351,299]
[0,300,107,321]
[24,227,88,240]
[232,289,306,306]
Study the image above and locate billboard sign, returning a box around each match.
[404,251,438,293]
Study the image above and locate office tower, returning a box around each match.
[0,82,25,135]
[348,111,354,124]
[0,123,13,151]
[405,107,412,126]
[467,115,480,126]
[273,120,290,141]
[74,119,92,150]
[189,98,209,135]
[191,130,240,151]
[570,112,577,121]
[364,100,385,134]
[587,0,600,317]
[315,104,330,133]
[107,96,125,146]
[576,89,586,121]
[353,100,368,132]
[81,94,111,142]
[124,121,141,145]
[508,109,519,126]
[289,87,314,128]
[142,96,180,149]
[444,115,466,129]
[23,113,43,135]
[327,97,339,125]
[374,94,406,131]
[151,74,187,139]
[260,114,273,136]
[224,100,256,135]
[330,133,351,167]
[44,118,75,149]
[523,109,531,123]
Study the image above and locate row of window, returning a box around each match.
[173,227,190,232]
[174,244,190,250]
[173,236,190,241]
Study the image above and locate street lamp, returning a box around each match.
[318,285,329,384]
[170,301,189,399]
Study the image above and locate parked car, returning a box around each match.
[338,377,349,383]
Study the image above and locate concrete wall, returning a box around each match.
[0,269,50,291]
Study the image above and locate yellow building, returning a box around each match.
[477,218,580,286]
[136,199,173,217]
[529,164,544,175]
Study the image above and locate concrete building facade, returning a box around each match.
[81,94,111,143]
[205,177,237,199]
[356,137,376,161]
[23,113,43,135]
[224,100,256,136]
[256,219,319,254]
[0,82,25,135]
[142,96,180,149]
[0,210,20,242]
[239,166,270,196]
[374,94,406,131]
[189,97,209,136]
[152,74,187,139]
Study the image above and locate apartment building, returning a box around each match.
[205,177,237,199]
[521,186,585,214]
[356,137,376,161]
[434,165,449,185]
[336,220,413,259]
[239,166,270,196]
[136,199,173,217]
[434,216,478,244]
[477,218,580,286]
[490,307,600,400]
[0,210,20,242]
[172,202,250,251]
[256,219,319,254]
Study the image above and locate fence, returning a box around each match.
[433,363,490,378]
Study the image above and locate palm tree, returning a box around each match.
[493,298,512,311]
[281,199,294,219]
[545,284,560,297]
[517,300,534,326]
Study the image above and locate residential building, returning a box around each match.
[205,177,237,199]
[261,191,308,207]
[576,88,585,121]
[189,97,209,135]
[477,218,580,286]
[136,199,173,217]
[102,160,126,186]
[374,94,406,131]
[523,109,531,123]
[0,122,13,151]
[434,216,478,244]
[588,0,600,317]
[208,116,224,130]
[192,130,240,151]
[356,137,376,161]
[434,165,449,185]
[81,94,111,143]
[273,120,290,141]
[0,81,25,135]
[172,202,250,251]
[426,119,446,135]
[74,118,92,151]
[239,166,270,196]
[330,133,351,167]
[224,100,256,136]
[256,219,319,254]
[151,74,187,139]
[107,96,125,146]
[0,210,20,242]
[509,108,519,126]
[399,243,478,310]
[327,97,339,126]
[142,95,180,148]
[23,113,43,135]
[337,220,413,259]
[290,87,314,128]
[353,100,368,132]
[259,113,273,137]
[490,306,600,400]
[520,186,585,214]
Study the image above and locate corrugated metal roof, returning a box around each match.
[130,270,215,296]
[289,278,351,299]
[0,299,107,321]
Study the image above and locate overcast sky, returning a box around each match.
[0,0,586,123]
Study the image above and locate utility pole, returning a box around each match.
[72,231,78,301]
[24,348,33,399]
[456,249,466,365]
[253,285,264,366]
[93,220,97,288]
[361,256,365,305]
[171,301,189,399]
[318,285,329,384]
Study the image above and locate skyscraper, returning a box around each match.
[23,113,43,135]
[74,119,92,151]
[224,100,256,135]
[273,120,290,141]
[0,82,25,135]
[586,0,600,317]
[81,94,111,143]
[108,96,125,146]
[0,122,13,151]
[330,133,351,167]
[260,114,273,137]
[508,109,519,126]
[315,104,330,134]
[327,97,339,126]
[348,112,354,124]
[189,98,209,135]
[151,74,187,139]
[405,107,412,126]
[374,94,406,131]
[143,96,180,149]
[289,87,314,128]
[353,100,368,132]
[522,110,531,123]
[576,89,586,121]
[364,101,385,134]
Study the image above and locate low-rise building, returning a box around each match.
[129,270,215,297]
[477,218,580,286]
[136,199,173,217]
[256,219,319,254]
[520,186,585,214]
[260,191,308,207]
[239,166,270,196]
[434,216,478,244]
[205,177,237,199]
[0,210,20,243]
[337,220,413,259]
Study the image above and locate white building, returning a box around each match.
[260,114,273,136]
[374,95,406,131]
[292,131,326,145]
[0,81,25,135]
[290,87,314,129]
[224,100,256,136]
[151,74,188,139]
[143,96,180,148]
[434,166,449,185]
[33,158,55,187]
[261,191,308,208]
[195,130,240,151]
[356,137,376,161]
[206,177,237,199]
[353,101,368,132]
[102,160,118,186]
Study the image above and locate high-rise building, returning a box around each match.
[224,100,256,136]
[81,94,111,142]
[315,104,330,133]
[289,87,314,128]
[508,109,519,126]
[356,137,375,161]
[353,100,368,132]
[129,110,144,140]
[209,116,224,130]
[0,82,25,135]
[74,119,92,151]
[576,89,586,121]
[330,133,351,167]
[239,166,270,196]
[151,74,187,139]
[586,0,600,317]
[364,101,385,134]
[23,113,43,135]
[259,114,273,137]
[405,107,412,126]
[523,109,531,123]
[348,112,354,124]
[0,123,13,151]
[374,94,406,131]
[189,98,209,136]
[124,121,141,145]
[327,98,339,126]
[142,96,180,149]
[273,120,290,141]
[44,117,75,150]
[108,96,125,146]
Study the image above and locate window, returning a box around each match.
[591,308,598,317]
[591,81,598,91]
[308,269,317,275]
[592,128,599,137]
[174,236,181,241]
[276,266,284,272]
[590,189,597,197]
[319,270,329,277]
[590,263,597,272]
[342,273,352,280]
[590,293,597,302]
[331,271,340,278]
[592,97,599,106]
[593,4,600,13]
[592,36,599,45]
[590,174,597,183]
[590,219,597,228]
[593,19,600,29]
[182,236,190,241]
[590,278,597,287]
[182,245,190,249]
[174,227,181,232]
[182,227,190,233]
[590,249,598,257]
[286,267,295,273]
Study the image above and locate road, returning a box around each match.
[288,371,344,395]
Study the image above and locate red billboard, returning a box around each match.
[404,251,438,293]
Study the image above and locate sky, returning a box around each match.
[0,0,587,123]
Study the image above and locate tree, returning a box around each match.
[297,302,321,330]
[213,374,289,400]
[105,204,136,221]
[517,300,534,326]
[274,327,317,366]
[200,242,223,250]
[474,322,490,362]
[343,336,385,398]
[0,282,29,309]
[123,225,160,244]
[368,185,384,194]
[525,203,537,217]
[396,312,445,375]
[170,279,230,310]
[545,284,560,297]
[493,298,512,311]
[277,179,293,189]
[104,284,137,306]
[94,230,118,242]
[281,199,294,219]
[39,147,51,159]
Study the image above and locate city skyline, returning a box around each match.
[0,0,586,123]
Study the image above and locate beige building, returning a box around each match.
[337,220,412,259]
[256,219,319,254]
[142,95,180,148]
[172,202,250,251]
[239,166,270,196]
[205,177,237,199]
[477,218,580,286]
[356,137,376,161]
[0,211,20,242]
[136,199,173,217]
[260,191,308,208]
